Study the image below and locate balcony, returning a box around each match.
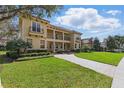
[47,33,54,39]
[64,35,71,41]
[55,34,63,40]
[64,36,71,41]
[75,37,81,42]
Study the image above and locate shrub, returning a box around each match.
[26,49,47,53]
[56,50,64,54]
[6,39,31,52]
[82,46,91,52]
[0,45,6,51]
[19,52,50,57]
[74,49,81,53]
[6,51,19,59]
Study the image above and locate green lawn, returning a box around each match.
[0,57,112,88]
[75,52,124,66]
[0,51,7,63]
[0,51,6,55]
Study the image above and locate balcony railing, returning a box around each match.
[64,34,71,41]
[64,36,71,41]
[76,37,81,41]
[55,34,63,40]
[47,33,54,39]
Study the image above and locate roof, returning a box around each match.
[82,38,93,40]
[52,25,82,35]
[20,13,49,23]
[20,13,82,35]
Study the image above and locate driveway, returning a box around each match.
[55,54,116,78]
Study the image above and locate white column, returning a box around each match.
[80,38,81,49]
[63,42,64,51]
[44,26,47,49]
[63,32,64,40]
[62,32,64,51]
[74,34,75,50]
[53,30,56,52]
[45,40,47,49]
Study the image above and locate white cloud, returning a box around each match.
[57,8,121,32]
[90,30,99,33]
[106,10,122,16]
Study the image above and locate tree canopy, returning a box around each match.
[0,5,63,39]
[106,35,124,51]
[93,37,101,51]
[106,36,117,51]
[0,5,63,22]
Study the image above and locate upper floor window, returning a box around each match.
[32,22,41,32]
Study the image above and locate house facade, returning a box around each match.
[19,14,82,52]
[81,38,93,49]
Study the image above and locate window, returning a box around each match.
[37,23,40,32]
[32,22,41,32]
[27,39,32,48]
[32,22,37,32]
[40,40,45,48]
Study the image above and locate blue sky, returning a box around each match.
[47,5,124,41]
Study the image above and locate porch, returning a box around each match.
[47,41,71,52]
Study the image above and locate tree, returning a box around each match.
[106,36,117,51]
[114,35,124,49]
[6,39,31,54]
[93,37,101,51]
[0,19,17,38]
[82,45,91,52]
[0,5,63,22]
[0,5,63,44]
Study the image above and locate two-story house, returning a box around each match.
[81,38,93,49]
[19,14,82,52]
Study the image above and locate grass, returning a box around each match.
[75,52,124,66]
[0,56,112,88]
[0,51,6,55]
[0,51,7,63]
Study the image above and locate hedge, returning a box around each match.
[6,51,19,59]
[19,52,50,57]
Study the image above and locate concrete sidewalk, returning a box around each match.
[55,54,116,78]
[112,58,124,88]
[0,77,2,88]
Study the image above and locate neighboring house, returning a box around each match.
[19,14,82,52]
[81,38,93,49]
[100,39,107,51]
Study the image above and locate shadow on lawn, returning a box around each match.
[0,54,54,64]
[0,55,13,64]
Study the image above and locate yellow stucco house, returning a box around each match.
[19,14,82,52]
